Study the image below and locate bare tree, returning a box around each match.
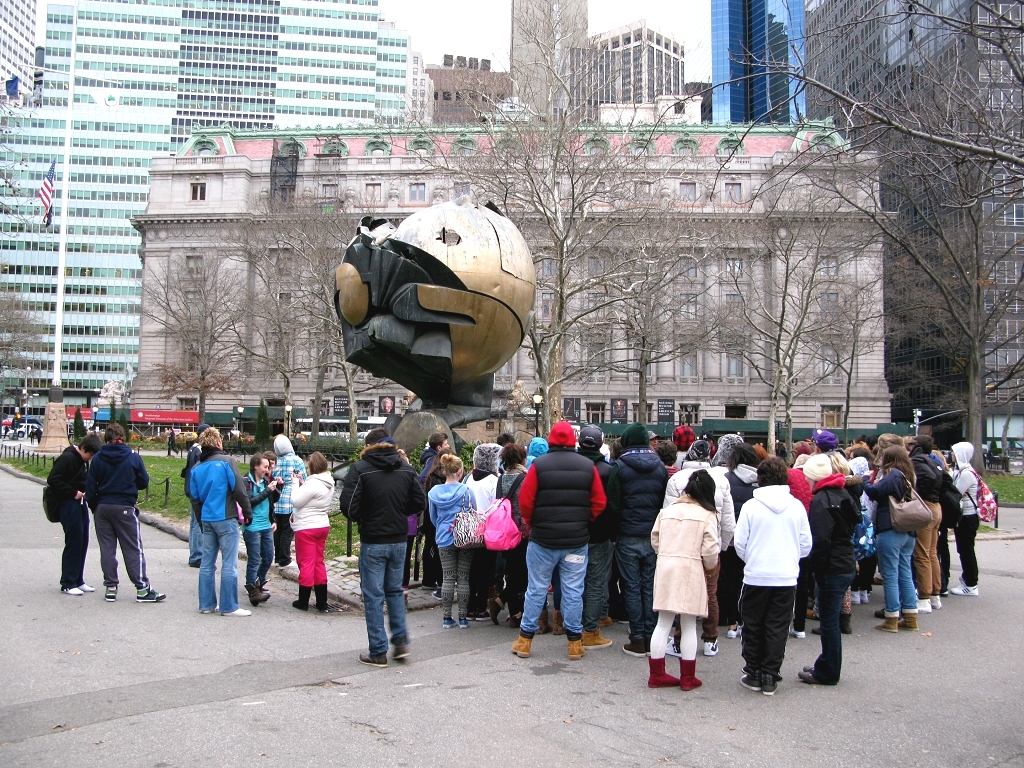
[0,264,39,411]
[141,251,243,420]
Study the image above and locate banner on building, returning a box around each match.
[333,396,349,416]
[610,398,627,423]
[378,395,396,416]
[657,399,675,424]
[562,397,581,422]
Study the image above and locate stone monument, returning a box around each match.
[334,198,536,453]
[35,386,71,454]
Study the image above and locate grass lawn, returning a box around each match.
[2,453,359,558]
[981,474,1024,504]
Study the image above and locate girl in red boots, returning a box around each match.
[648,470,722,690]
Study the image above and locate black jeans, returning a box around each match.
[500,539,529,617]
[402,535,416,588]
[59,499,90,590]
[718,546,745,626]
[955,514,980,587]
[739,584,796,681]
[938,527,951,593]
[420,518,443,588]
[792,558,814,632]
[811,572,855,684]
[468,548,498,613]
[852,554,877,592]
[273,513,294,565]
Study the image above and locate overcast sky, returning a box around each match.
[35,0,712,82]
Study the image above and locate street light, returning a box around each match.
[284,404,293,438]
[533,392,544,437]
[236,405,244,435]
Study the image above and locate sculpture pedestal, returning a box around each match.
[36,401,71,454]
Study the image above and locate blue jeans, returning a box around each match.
[876,530,917,614]
[583,540,613,632]
[242,528,274,586]
[359,542,408,656]
[811,572,855,684]
[521,542,588,638]
[199,519,240,614]
[188,499,203,566]
[616,535,657,640]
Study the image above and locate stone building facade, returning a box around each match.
[131,123,892,439]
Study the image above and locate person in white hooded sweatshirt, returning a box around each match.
[664,438,736,657]
[950,442,981,596]
[734,457,812,696]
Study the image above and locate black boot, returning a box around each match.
[293,585,311,611]
[840,613,852,635]
[314,584,337,613]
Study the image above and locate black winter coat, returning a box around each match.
[526,447,597,549]
[615,448,668,538]
[47,446,87,504]
[580,447,619,543]
[340,443,426,544]
[808,481,862,575]
[909,446,943,503]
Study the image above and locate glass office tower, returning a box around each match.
[1,0,407,413]
[711,0,805,123]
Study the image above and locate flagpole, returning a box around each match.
[50,0,79,391]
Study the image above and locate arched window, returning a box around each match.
[673,136,700,155]
[409,136,435,155]
[319,137,349,157]
[584,136,610,155]
[278,138,306,158]
[192,138,218,157]
[716,133,745,156]
[452,136,477,156]
[364,138,391,157]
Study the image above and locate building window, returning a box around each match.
[633,402,653,423]
[820,255,839,276]
[540,292,553,320]
[820,292,839,319]
[409,183,426,202]
[322,184,337,198]
[680,181,697,201]
[454,183,471,198]
[365,183,381,201]
[185,254,202,273]
[726,257,743,277]
[679,403,699,424]
[586,402,606,423]
[726,293,743,311]
[820,346,841,383]
[190,183,206,201]
[178,397,197,410]
[681,258,698,278]
[821,405,843,428]
[724,183,742,203]
[724,403,748,419]
[357,400,374,418]
[680,294,698,319]
[679,353,697,379]
[726,354,745,379]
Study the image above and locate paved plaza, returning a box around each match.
[1,468,1023,767]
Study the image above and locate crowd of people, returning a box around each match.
[46,419,987,693]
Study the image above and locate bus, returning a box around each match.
[293,416,387,440]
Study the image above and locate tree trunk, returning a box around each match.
[843,337,857,447]
[545,338,563,434]
[638,351,649,426]
[311,360,327,439]
[198,390,206,422]
[345,364,359,443]
[1001,398,1013,456]
[966,345,985,471]
[767,396,779,456]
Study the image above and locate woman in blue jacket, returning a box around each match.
[863,445,919,633]
[428,454,475,629]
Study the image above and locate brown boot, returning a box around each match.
[552,610,565,635]
[598,616,613,628]
[245,583,269,606]
[582,629,613,648]
[898,611,919,631]
[875,611,900,633]
[511,633,533,658]
[647,657,679,688]
[622,636,647,657]
[536,608,552,635]
[567,637,585,660]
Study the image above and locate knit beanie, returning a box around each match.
[712,434,744,467]
[620,422,650,449]
[473,443,501,474]
[803,454,833,484]
[813,429,839,452]
[686,439,711,463]
[547,421,577,448]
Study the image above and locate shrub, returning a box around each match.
[72,408,86,440]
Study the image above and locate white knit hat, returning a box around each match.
[802,454,833,484]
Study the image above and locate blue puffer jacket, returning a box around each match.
[615,447,668,538]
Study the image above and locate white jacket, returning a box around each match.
[465,473,498,513]
[664,462,736,549]
[734,485,812,587]
[952,442,979,516]
[290,471,335,532]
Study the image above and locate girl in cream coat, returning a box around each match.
[648,469,721,691]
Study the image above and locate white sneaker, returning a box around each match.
[78,584,96,593]
[950,585,979,596]
[930,595,942,610]
[665,639,682,658]
[851,591,861,604]
[727,625,742,639]
[703,640,719,657]
[221,608,252,616]
[61,587,84,596]
[917,599,932,613]
[789,624,806,639]
[860,591,870,604]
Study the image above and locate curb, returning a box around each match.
[0,462,363,611]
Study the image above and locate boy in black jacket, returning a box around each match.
[340,429,426,667]
[48,434,102,595]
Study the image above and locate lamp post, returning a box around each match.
[236,405,244,435]
[284,404,293,438]
[533,392,543,437]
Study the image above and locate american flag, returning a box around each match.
[39,160,56,227]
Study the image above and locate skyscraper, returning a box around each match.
[1,1,409,413]
[0,0,36,90]
[510,0,588,116]
[711,0,805,123]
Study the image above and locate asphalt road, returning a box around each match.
[1,469,1023,768]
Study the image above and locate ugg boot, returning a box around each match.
[679,659,702,691]
[292,585,312,611]
[875,610,899,632]
[582,629,613,648]
[647,657,680,688]
[536,608,552,634]
[245,583,269,606]
[839,613,852,635]
[552,610,565,635]
[898,610,919,631]
[511,633,533,658]
[567,637,585,660]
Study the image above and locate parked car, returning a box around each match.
[16,417,43,440]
